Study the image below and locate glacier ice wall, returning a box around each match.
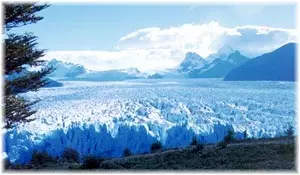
[4,122,242,164]
[4,79,296,164]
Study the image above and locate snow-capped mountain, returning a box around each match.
[149,48,247,79]
[73,67,145,81]
[147,73,163,79]
[47,59,145,81]
[150,52,209,79]
[206,45,235,63]
[177,52,208,73]
[189,50,249,78]
[47,59,88,78]
[147,68,188,79]
[224,43,296,81]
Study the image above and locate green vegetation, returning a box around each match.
[224,130,235,144]
[217,141,227,149]
[4,3,52,129]
[99,136,295,170]
[81,155,105,169]
[5,136,295,170]
[123,148,132,157]
[62,147,80,163]
[31,151,57,166]
[151,141,163,153]
[190,136,198,146]
[243,130,247,139]
[192,143,204,153]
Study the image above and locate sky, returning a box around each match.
[11,3,298,72]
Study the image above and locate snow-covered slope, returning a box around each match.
[4,79,295,164]
[47,59,145,81]
[189,50,249,78]
[147,73,163,79]
[73,68,145,81]
[151,69,188,79]
[178,52,208,73]
[165,47,247,79]
[206,45,235,63]
[47,59,87,78]
[150,52,208,79]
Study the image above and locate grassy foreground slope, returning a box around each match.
[99,136,295,170]
[6,136,296,171]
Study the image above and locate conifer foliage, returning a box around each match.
[4,3,51,129]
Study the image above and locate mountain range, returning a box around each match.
[73,68,145,81]
[177,52,208,73]
[47,59,88,78]
[151,46,249,79]
[188,50,249,78]
[224,43,296,81]
[46,43,296,82]
[47,59,146,81]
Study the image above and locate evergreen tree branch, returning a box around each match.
[5,67,53,94]
[4,95,38,129]
[4,3,50,129]
[5,33,46,75]
[4,3,49,31]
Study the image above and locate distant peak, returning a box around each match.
[178,51,208,72]
[120,67,141,74]
[206,45,237,62]
[48,59,82,67]
[185,52,202,58]
[217,45,235,54]
[49,58,59,63]
[128,67,140,73]
[230,50,241,55]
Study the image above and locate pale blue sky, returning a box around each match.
[11,4,296,51]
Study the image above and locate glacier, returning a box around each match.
[4,79,296,164]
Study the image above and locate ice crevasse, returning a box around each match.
[3,80,295,164]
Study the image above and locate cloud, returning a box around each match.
[117,21,232,57]
[44,21,297,72]
[43,49,182,72]
[117,21,296,57]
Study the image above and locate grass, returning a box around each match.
[99,136,296,170]
[5,136,296,171]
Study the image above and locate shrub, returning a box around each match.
[243,130,247,140]
[4,158,12,169]
[81,155,105,169]
[30,151,56,165]
[285,125,294,137]
[196,143,204,151]
[190,136,198,146]
[277,144,294,154]
[192,143,204,153]
[151,141,162,153]
[217,141,227,149]
[224,130,235,144]
[62,147,80,163]
[123,148,132,157]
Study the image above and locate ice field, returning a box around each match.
[4,79,296,164]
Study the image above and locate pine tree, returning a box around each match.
[190,136,198,146]
[4,3,51,129]
[243,130,247,140]
[123,148,132,157]
[224,130,235,144]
